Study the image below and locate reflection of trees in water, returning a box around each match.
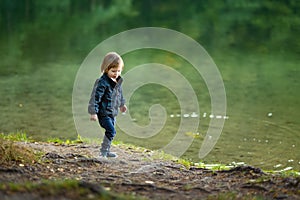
[0,1,299,74]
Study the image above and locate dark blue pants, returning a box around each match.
[98,116,116,141]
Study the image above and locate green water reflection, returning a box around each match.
[115,50,300,171]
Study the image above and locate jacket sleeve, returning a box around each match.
[88,79,106,114]
[88,79,99,114]
[119,86,126,107]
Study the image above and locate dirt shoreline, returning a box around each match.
[0,141,299,200]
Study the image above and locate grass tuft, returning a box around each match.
[0,131,33,142]
[46,134,86,145]
[0,137,38,165]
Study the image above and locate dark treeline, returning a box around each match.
[0,0,299,75]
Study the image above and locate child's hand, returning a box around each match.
[90,114,98,121]
[120,105,127,113]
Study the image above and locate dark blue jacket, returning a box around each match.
[88,73,125,117]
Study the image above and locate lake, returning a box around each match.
[1,49,299,171]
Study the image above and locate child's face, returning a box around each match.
[107,65,122,80]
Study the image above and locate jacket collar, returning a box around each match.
[103,73,123,86]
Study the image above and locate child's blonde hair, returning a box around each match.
[100,52,124,74]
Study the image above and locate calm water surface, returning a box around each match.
[116,52,300,171]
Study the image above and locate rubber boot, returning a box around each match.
[100,136,117,158]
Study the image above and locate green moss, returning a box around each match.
[265,169,300,177]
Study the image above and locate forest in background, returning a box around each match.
[1,0,299,76]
